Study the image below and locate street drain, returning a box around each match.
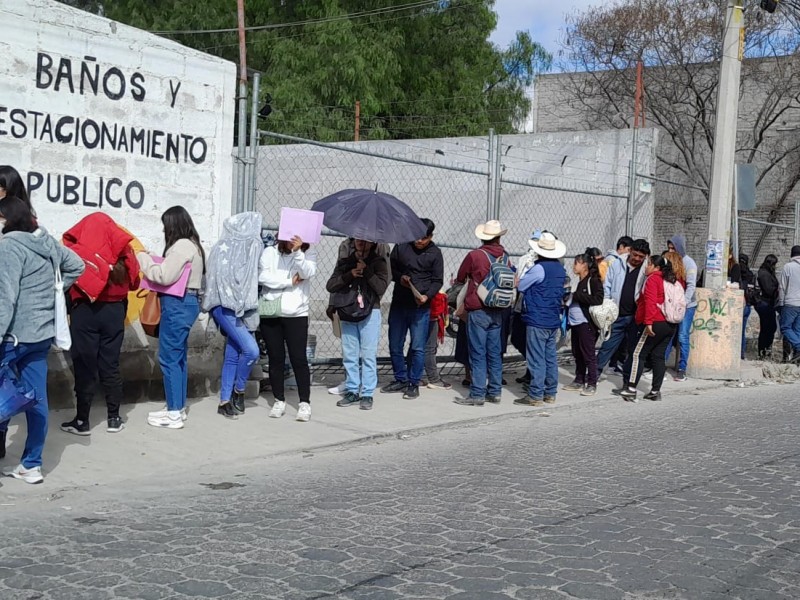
[200,482,246,490]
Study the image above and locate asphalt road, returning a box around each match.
[1,381,798,600]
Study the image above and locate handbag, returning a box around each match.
[258,295,282,318]
[139,290,161,337]
[0,337,37,423]
[53,263,72,350]
[331,280,376,323]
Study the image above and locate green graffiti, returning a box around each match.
[693,317,720,336]
[707,299,727,317]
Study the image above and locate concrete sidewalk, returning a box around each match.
[0,361,774,504]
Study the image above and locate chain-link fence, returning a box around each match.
[252,129,653,367]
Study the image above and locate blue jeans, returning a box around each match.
[526,326,559,400]
[388,306,430,385]
[159,293,200,411]
[780,305,800,351]
[0,338,52,468]
[341,309,381,397]
[211,306,260,402]
[665,305,696,371]
[467,309,504,399]
[596,315,636,373]
[742,304,752,359]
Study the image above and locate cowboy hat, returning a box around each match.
[474,220,507,241]
[529,231,566,259]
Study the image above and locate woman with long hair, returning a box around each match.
[259,234,317,422]
[0,197,84,483]
[732,252,757,359]
[563,249,604,396]
[619,255,679,402]
[663,250,686,286]
[0,166,31,210]
[138,206,205,429]
[203,212,263,420]
[755,254,780,358]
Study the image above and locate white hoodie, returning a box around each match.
[258,246,317,317]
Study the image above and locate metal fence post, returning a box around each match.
[493,133,502,220]
[795,201,800,246]
[487,129,495,221]
[247,72,261,211]
[626,126,639,237]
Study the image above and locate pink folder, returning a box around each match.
[140,256,192,297]
[278,207,324,244]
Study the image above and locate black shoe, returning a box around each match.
[486,395,501,404]
[337,392,360,407]
[359,396,374,410]
[643,390,662,401]
[0,430,5,459]
[403,384,419,399]
[106,417,125,433]
[217,402,236,419]
[61,418,91,436]
[619,387,638,402]
[453,396,484,406]
[231,389,246,414]
[501,378,508,385]
[515,373,531,384]
[380,380,407,394]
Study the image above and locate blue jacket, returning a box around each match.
[604,255,647,306]
[519,259,566,329]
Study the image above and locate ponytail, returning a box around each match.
[576,248,601,280]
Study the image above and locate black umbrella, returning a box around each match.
[311,189,427,243]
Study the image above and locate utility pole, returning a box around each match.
[236,0,248,214]
[689,0,745,380]
[705,0,745,290]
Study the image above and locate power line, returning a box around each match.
[152,0,447,35]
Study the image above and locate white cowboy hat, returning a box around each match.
[529,231,566,259]
[474,220,508,241]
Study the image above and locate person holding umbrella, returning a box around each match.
[326,239,390,410]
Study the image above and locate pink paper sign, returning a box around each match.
[278,208,324,244]
[140,256,192,297]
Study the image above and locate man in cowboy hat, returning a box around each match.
[514,231,567,407]
[453,220,511,406]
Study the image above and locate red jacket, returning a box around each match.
[63,213,141,303]
[456,242,509,312]
[636,270,667,326]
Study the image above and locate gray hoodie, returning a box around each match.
[0,227,84,344]
[778,256,800,307]
[669,235,698,308]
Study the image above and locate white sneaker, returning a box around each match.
[3,464,44,484]
[147,411,184,429]
[148,406,188,422]
[269,400,286,418]
[327,382,346,395]
[296,402,311,422]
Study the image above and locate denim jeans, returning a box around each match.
[388,306,430,385]
[211,306,260,402]
[158,293,200,411]
[665,305,697,371]
[423,320,443,383]
[340,309,381,397]
[526,326,559,400]
[0,338,52,468]
[742,304,752,359]
[780,305,800,351]
[596,315,636,373]
[467,309,504,399]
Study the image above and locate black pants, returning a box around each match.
[70,301,126,421]
[624,321,677,392]
[755,301,778,355]
[571,323,599,386]
[260,317,311,403]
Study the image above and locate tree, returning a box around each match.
[559,0,800,256]
[59,0,551,142]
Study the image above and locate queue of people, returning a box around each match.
[3,160,800,484]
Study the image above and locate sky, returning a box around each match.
[490,0,600,58]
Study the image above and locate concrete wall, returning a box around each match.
[533,62,800,265]
[0,0,237,405]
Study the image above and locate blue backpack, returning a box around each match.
[476,251,516,309]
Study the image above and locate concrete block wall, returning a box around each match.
[0,0,237,405]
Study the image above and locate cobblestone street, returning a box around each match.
[1,382,799,599]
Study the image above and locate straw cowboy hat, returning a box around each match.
[474,220,507,241]
[529,230,566,259]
